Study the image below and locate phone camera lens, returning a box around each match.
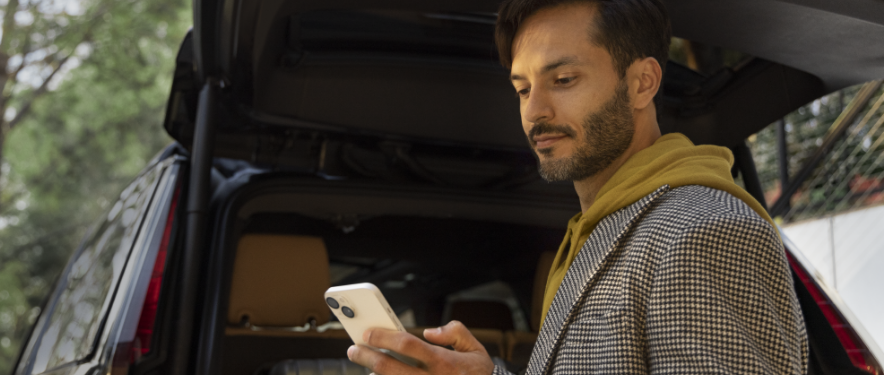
[326,297,340,309]
[342,306,355,318]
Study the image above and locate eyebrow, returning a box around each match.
[510,56,581,82]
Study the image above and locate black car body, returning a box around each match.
[12,1,884,375]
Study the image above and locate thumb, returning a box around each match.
[423,320,486,353]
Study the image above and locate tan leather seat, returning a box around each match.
[504,330,538,366]
[530,251,557,332]
[227,234,331,330]
[505,251,556,365]
[224,234,355,375]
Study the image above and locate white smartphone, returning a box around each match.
[325,283,423,368]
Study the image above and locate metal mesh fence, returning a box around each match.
[749,82,884,223]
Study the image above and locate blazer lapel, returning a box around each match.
[526,185,671,375]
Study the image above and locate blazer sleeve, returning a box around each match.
[492,365,516,375]
[646,213,808,374]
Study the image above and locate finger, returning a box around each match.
[348,345,427,375]
[362,328,438,362]
[422,321,486,353]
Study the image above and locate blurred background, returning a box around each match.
[0,0,190,372]
[0,1,880,373]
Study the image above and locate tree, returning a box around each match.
[747,84,882,222]
[0,0,190,372]
[0,0,125,206]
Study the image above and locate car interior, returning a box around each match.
[192,169,883,375]
[207,177,577,375]
[194,175,881,375]
[151,1,884,374]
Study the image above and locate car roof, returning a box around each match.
[165,0,884,166]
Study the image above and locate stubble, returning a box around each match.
[530,80,635,182]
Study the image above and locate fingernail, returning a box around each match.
[347,346,355,359]
[363,329,372,343]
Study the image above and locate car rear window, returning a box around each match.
[27,166,162,373]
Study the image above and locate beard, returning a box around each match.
[528,80,634,182]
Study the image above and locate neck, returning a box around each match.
[573,118,661,213]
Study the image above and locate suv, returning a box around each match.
[12,1,884,375]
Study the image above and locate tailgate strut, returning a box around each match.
[172,78,219,375]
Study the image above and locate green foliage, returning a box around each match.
[749,84,884,221]
[750,88,856,194]
[0,260,33,369]
[0,0,191,372]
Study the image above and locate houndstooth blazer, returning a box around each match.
[494,185,808,375]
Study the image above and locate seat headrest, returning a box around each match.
[228,234,330,327]
[531,251,557,332]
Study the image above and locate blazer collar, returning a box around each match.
[527,185,671,375]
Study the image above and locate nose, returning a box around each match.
[522,87,554,128]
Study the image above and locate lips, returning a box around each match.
[534,134,568,149]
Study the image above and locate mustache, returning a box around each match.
[527,122,577,144]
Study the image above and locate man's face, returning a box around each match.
[510,4,635,182]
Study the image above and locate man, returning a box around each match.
[347,0,808,374]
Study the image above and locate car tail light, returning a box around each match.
[131,187,179,361]
[786,251,880,374]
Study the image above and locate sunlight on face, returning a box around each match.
[510,4,634,181]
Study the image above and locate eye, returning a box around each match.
[515,88,530,98]
[556,76,575,85]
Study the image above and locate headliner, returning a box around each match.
[208,0,884,92]
[168,0,884,155]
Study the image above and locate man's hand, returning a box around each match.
[347,320,495,375]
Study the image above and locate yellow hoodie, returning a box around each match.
[540,132,775,326]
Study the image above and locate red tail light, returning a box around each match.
[786,252,880,374]
[132,187,180,361]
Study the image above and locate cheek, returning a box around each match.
[548,92,586,130]
[555,81,606,124]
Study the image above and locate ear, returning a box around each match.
[628,57,663,111]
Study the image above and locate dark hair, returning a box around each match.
[495,0,672,78]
